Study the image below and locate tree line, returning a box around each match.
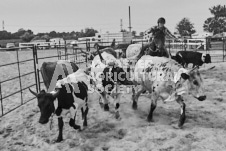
[0,4,225,42]
[0,28,99,42]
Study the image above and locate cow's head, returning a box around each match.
[176,67,206,101]
[29,88,59,124]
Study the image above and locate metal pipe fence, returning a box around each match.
[0,46,38,117]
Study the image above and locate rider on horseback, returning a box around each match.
[137,17,176,59]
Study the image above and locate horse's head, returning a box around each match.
[153,29,165,49]
[148,29,169,57]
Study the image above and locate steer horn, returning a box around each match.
[199,66,215,72]
[29,88,38,97]
[189,66,199,73]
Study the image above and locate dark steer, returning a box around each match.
[175,51,211,68]
[29,69,90,142]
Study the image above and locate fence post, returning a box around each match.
[33,45,39,93]
[0,82,3,116]
[58,41,61,59]
[223,37,225,62]
[16,49,23,105]
[33,45,41,92]
[64,40,67,60]
[36,46,41,92]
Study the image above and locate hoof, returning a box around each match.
[147,117,154,123]
[115,112,120,119]
[99,102,104,108]
[83,121,88,127]
[132,102,137,110]
[73,124,81,130]
[178,123,184,129]
[104,104,110,111]
[55,137,63,143]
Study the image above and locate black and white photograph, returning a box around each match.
[0,0,226,150]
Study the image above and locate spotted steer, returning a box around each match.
[90,51,133,119]
[132,55,207,128]
[29,69,98,142]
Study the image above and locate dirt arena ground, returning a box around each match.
[0,49,226,151]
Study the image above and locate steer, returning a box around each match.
[90,51,133,119]
[174,51,211,68]
[132,55,208,128]
[29,69,94,142]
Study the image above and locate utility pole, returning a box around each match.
[128,6,132,32]
[2,20,4,31]
[120,19,123,32]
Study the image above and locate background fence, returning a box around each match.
[0,37,225,117]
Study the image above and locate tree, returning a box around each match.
[20,32,34,42]
[120,29,127,32]
[0,31,12,40]
[12,28,26,39]
[132,31,136,36]
[203,5,226,35]
[139,32,144,37]
[176,18,196,37]
[84,28,98,37]
[209,5,226,18]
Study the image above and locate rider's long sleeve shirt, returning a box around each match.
[146,25,176,39]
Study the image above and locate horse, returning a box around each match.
[136,29,169,60]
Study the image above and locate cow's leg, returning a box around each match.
[147,93,158,122]
[82,102,89,127]
[100,91,110,111]
[69,105,81,130]
[56,116,64,142]
[114,93,122,119]
[98,90,105,108]
[132,86,146,110]
[55,108,64,142]
[176,96,186,128]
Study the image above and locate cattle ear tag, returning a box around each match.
[181,73,189,80]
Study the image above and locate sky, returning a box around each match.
[0,0,225,35]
